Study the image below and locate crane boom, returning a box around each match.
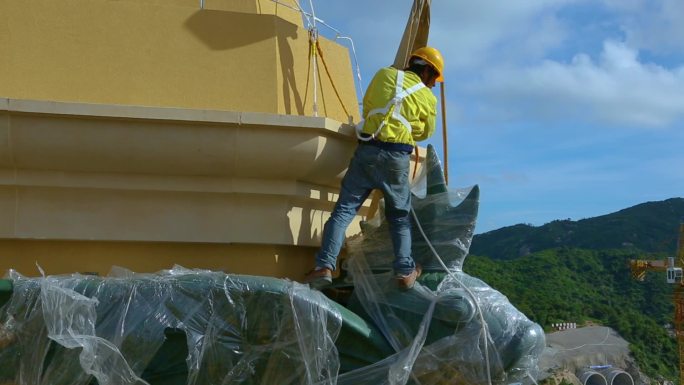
[676,223,684,385]
[630,259,667,281]
[629,222,684,385]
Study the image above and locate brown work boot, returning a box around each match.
[304,267,333,290]
[395,265,422,290]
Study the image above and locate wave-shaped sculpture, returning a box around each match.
[340,144,545,385]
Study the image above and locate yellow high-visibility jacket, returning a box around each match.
[359,67,437,148]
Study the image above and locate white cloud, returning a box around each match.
[429,1,577,69]
[471,40,684,127]
[602,0,684,55]
[314,1,581,74]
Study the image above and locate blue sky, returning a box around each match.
[301,0,684,233]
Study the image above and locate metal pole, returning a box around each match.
[440,82,449,185]
[308,0,318,117]
[200,0,204,9]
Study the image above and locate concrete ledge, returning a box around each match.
[3,98,355,136]
[0,98,356,183]
[0,98,363,247]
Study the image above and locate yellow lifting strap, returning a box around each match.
[440,82,449,185]
[314,40,352,120]
[306,30,352,121]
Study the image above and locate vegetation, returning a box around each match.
[470,198,684,260]
[540,377,576,385]
[464,197,684,382]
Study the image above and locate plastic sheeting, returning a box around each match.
[359,144,479,272]
[0,267,543,385]
[339,265,546,385]
[0,268,342,385]
[338,145,545,385]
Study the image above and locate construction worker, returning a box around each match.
[305,47,444,290]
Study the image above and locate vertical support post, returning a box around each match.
[674,287,684,385]
[440,82,448,185]
[678,222,684,267]
[675,222,684,385]
[308,0,318,117]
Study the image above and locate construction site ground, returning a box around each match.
[539,326,648,384]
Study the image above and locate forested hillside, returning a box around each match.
[464,198,684,382]
[470,198,684,260]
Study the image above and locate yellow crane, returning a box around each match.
[630,222,684,385]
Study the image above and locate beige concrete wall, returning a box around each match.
[0,99,361,242]
[0,0,365,279]
[275,23,360,123]
[0,101,353,185]
[0,99,362,278]
[0,0,359,123]
[0,240,328,279]
[0,99,429,279]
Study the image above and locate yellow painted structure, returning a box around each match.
[0,0,365,278]
[0,240,318,279]
[0,0,359,123]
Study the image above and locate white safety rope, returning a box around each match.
[304,0,318,117]
[271,0,312,28]
[410,206,495,385]
[270,0,365,115]
[330,35,364,109]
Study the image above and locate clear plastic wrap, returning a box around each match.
[360,144,479,273]
[339,144,545,385]
[0,268,343,385]
[338,263,546,385]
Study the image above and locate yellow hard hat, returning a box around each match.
[411,46,444,82]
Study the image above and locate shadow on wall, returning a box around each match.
[184,10,296,51]
[288,184,344,247]
[276,19,304,115]
[184,10,304,115]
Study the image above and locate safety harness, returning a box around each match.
[356,70,426,141]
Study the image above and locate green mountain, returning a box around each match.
[463,197,684,382]
[470,198,684,260]
[464,248,677,381]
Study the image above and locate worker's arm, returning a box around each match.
[362,67,394,119]
[411,93,437,142]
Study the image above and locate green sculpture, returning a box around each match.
[337,144,545,385]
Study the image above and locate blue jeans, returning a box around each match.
[315,143,416,275]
